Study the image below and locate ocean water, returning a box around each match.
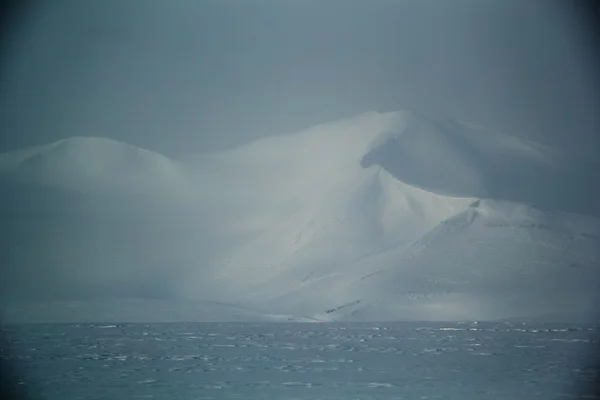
[1,322,598,400]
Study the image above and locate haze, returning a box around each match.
[0,1,599,323]
[0,0,598,157]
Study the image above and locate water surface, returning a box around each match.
[2,322,597,399]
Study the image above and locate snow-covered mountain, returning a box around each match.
[1,111,598,323]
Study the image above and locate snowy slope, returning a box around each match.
[311,200,600,322]
[361,111,598,215]
[177,111,599,322]
[0,136,192,199]
[1,110,598,322]
[190,194,599,322]
[183,111,402,235]
[192,167,474,305]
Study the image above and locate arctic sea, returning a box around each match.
[2,322,598,400]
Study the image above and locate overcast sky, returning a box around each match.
[0,0,598,158]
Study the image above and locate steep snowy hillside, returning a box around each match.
[187,196,599,322]
[309,200,600,322]
[0,136,192,198]
[192,167,474,304]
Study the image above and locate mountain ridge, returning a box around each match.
[1,110,598,322]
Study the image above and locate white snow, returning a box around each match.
[1,110,598,323]
[314,199,600,322]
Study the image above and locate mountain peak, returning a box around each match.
[0,136,188,196]
[360,111,597,215]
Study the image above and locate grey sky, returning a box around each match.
[0,0,598,157]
